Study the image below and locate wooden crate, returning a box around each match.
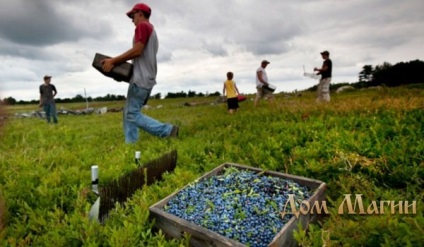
[92,53,133,82]
[149,163,327,247]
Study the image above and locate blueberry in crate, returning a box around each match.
[149,163,326,247]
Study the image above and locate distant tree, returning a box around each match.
[188,90,196,97]
[197,92,205,97]
[73,94,85,102]
[152,93,161,99]
[370,62,392,87]
[62,98,73,103]
[109,94,117,101]
[388,60,424,86]
[179,91,188,98]
[359,65,373,83]
[165,91,187,98]
[209,91,221,97]
[92,94,125,101]
[3,97,16,105]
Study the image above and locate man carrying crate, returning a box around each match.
[254,60,276,107]
[101,3,179,143]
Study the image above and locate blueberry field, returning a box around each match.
[1,87,423,246]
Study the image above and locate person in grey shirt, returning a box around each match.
[102,3,178,143]
[39,75,58,124]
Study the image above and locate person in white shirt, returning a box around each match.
[254,60,275,107]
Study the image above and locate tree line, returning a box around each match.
[1,94,126,105]
[1,91,222,105]
[164,90,220,99]
[359,59,424,87]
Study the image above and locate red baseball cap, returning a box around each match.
[126,3,151,17]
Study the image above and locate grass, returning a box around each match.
[0,87,423,246]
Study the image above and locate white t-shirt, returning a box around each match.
[256,66,268,88]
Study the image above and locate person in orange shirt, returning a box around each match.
[223,71,240,114]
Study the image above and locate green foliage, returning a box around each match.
[362,59,424,87]
[0,88,423,246]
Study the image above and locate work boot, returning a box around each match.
[169,125,179,137]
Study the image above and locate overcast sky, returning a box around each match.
[1,0,423,101]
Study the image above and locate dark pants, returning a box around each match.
[227,97,239,110]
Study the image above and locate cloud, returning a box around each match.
[0,0,113,47]
[1,0,424,101]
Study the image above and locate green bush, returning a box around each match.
[1,88,423,246]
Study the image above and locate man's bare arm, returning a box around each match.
[257,71,268,86]
[102,42,145,72]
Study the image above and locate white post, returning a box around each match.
[135,151,141,165]
[84,88,89,110]
[91,165,99,195]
